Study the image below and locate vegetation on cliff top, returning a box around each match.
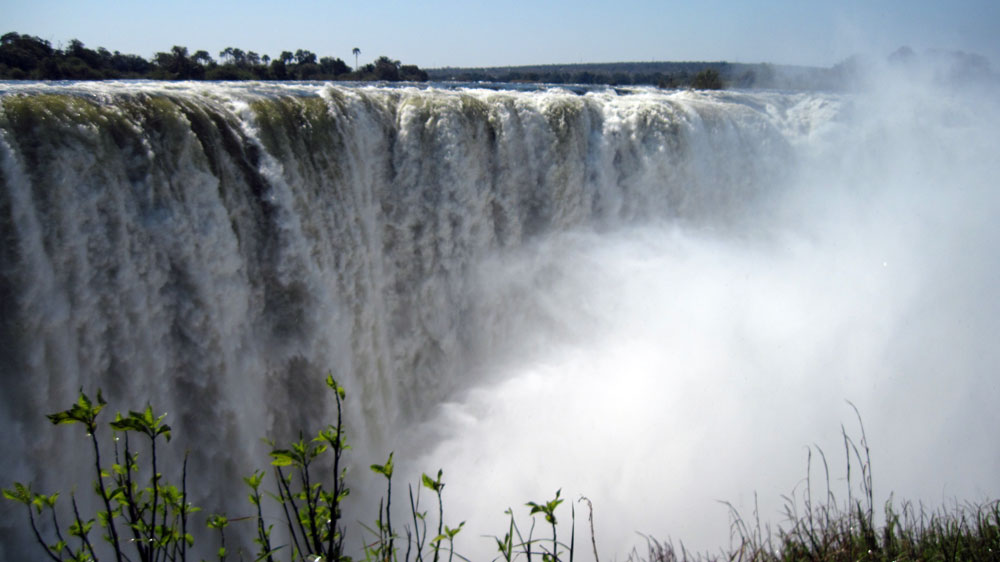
[0,32,428,82]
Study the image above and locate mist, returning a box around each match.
[386,56,1000,558]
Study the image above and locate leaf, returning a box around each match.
[69,518,95,537]
[46,411,77,425]
[269,450,295,467]
[243,470,264,489]
[48,539,66,555]
[446,521,465,538]
[370,452,394,478]
[325,375,347,399]
[2,483,32,504]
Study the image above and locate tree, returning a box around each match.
[109,50,151,75]
[270,58,288,79]
[153,45,202,79]
[220,46,247,66]
[294,49,317,65]
[374,55,400,81]
[320,56,350,76]
[690,68,723,89]
[399,64,428,81]
[231,47,247,66]
[0,33,55,75]
[61,38,106,77]
[192,50,213,65]
[352,47,360,71]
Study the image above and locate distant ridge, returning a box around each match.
[426,60,843,90]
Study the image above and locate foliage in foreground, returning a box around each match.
[628,405,1000,562]
[5,382,999,562]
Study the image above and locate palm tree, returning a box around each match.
[352,47,361,72]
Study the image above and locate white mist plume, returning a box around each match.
[391,56,1000,559]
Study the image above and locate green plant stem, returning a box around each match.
[90,423,125,562]
[300,461,323,555]
[328,387,345,558]
[274,466,307,557]
[435,487,444,562]
[180,453,189,562]
[150,435,161,562]
[71,494,99,562]
[409,486,426,562]
[120,434,150,562]
[24,502,61,562]
[387,475,394,558]
[46,497,72,558]
[569,502,575,562]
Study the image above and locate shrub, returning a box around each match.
[690,69,723,90]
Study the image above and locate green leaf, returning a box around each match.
[2,482,32,504]
[244,470,264,489]
[269,450,295,467]
[69,518,95,537]
[207,514,229,530]
[446,521,465,538]
[46,411,77,425]
[370,452,394,478]
[48,539,66,554]
[325,375,346,399]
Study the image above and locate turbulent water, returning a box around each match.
[1,71,998,560]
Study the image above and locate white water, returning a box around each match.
[1,67,998,560]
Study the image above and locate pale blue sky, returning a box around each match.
[2,0,998,69]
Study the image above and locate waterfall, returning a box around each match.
[2,77,997,560]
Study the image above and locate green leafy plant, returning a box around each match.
[252,374,352,561]
[3,390,197,562]
[421,470,464,562]
[491,490,576,562]
[527,490,573,562]
[366,451,396,561]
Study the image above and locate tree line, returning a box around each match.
[0,32,428,82]
[426,61,750,90]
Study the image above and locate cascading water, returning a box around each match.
[1,69,998,561]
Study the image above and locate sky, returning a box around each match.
[2,0,999,70]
